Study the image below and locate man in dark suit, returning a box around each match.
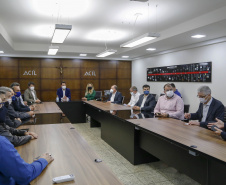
[57,82,71,102]
[184,86,224,129]
[107,85,123,104]
[133,84,156,112]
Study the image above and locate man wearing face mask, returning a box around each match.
[24,82,41,105]
[57,81,71,102]
[133,84,156,111]
[184,86,224,129]
[154,83,184,120]
[0,90,38,147]
[127,86,140,107]
[0,87,22,128]
[10,82,35,113]
[107,85,123,104]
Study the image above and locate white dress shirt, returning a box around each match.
[128,92,140,107]
[201,97,213,122]
[110,92,116,102]
[31,90,36,101]
[141,95,148,108]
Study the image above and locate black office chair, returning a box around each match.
[121,96,125,104]
[95,91,102,101]
[184,104,190,113]
[160,93,165,97]
[150,93,157,98]
[224,106,226,123]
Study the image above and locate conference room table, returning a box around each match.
[58,100,226,185]
[17,123,122,185]
[34,102,62,114]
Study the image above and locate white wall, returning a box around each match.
[132,41,226,113]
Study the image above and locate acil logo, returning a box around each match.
[23,70,37,76]
[84,71,96,76]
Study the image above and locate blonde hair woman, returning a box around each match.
[82,83,96,101]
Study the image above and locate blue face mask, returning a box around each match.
[12,96,16,101]
[15,92,21,97]
[0,105,8,123]
[144,90,149,95]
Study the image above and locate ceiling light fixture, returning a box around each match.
[191,35,206,38]
[120,32,160,48]
[96,49,117,58]
[122,56,129,58]
[80,54,87,56]
[146,48,156,51]
[48,46,59,55]
[0,51,4,54]
[51,24,72,43]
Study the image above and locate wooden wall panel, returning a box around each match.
[0,58,131,102]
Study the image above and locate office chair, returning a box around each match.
[95,91,102,101]
[184,104,190,113]
[121,96,125,104]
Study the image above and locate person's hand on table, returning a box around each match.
[133,110,141,115]
[207,118,224,129]
[106,101,111,103]
[23,101,28,106]
[132,106,140,110]
[214,127,223,136]
[82,97,87,101]
[28,111,35,117]
[40,153,54,164]
[188,121,200,126]
[184,113,191,119]
[127,104,131,107]
[161,113,169,118]
[29,105,35,111]
[25,132,38,139]
[15,118,22,122]
[35,99,41,103]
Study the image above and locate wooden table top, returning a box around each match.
[16,123,122,185]
[34,102,62,114]
[85,100,131,111]
[128,118,226,163]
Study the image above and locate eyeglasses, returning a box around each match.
[197,94,208,98]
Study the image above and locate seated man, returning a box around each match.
[10,82,35,112]
[209,118,226,140]
[127,86,140,107]
[133,84,156,112]
[171,83,182,98]
[24,82,41,105]
[0,87,22,128]
[184,86,224,129]
[107,85,123,104]
[4,88,33,120]
[154,83,184,120]
[57,82,71,102]
[0,135,53,184]
[0,92,37,147]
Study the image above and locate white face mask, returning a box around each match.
[166,90,174,98]
[130,92,133,96]
[62,86,66,90]
[110,89,114,93]
[199,98,207,104]
[30,87,35,91]
[7,98,12,104]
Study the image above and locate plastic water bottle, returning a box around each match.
[56,96,59,102]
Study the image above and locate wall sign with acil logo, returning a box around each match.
[23,70,37,76]
[84,71,96,76]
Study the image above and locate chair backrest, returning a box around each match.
[21,94,25,101]
[184,104,190,113]
[95,91,102,99]
[104,90,110,96]
[121,96,125,104]
[150,93,157,98]
[224,106,226,123]
[160,93,165,97]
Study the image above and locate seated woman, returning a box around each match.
[82,83,96,101]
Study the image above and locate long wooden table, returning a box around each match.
[17,123,122,185]
[34,102,62,114]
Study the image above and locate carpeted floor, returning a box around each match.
[73,122,200,185]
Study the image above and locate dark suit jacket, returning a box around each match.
[190,97,224,129]
[12,97,30,112]
[135,94,156,112]
[7,104,30,120]
[57,88,71,102]
[108,91,123,104]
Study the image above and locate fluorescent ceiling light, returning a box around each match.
[0,51,4,54]
[122,56,129,58]
[146,48,156,51]
[120,33,160,48]
[80,54,87,56]
[48,46,59,55]
[96,49,117,58]
[191,35,206,38]
[51,24,72,44]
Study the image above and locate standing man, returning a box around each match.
[57,82,71,102]
[170,83,182,98]
[127,86,140,107]
[184,86,224,129]
[154,83,184,120]
[107,85,123,104]
[24,82,41,105]
[133,84,156,112]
